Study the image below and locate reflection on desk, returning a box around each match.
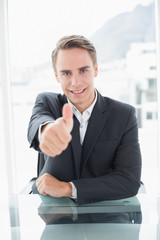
[38,195,141,239]
[38,195,142,224]
[1,194,160,240]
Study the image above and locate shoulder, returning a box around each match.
[36,92,60,101]
[101,95,136,120]
[97,90,135,113]
[103,97,135,111]
[101,96,138,129]
[34,92,67,117]
[35,92,66,105]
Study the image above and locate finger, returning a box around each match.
[36,176,42,187]
[36,177,47,195]
[40,129,69,156]
[62,103,73,132]
[53,122,72,144]
[62,103,73,121]
[40,141,62,157]
[41,121,69,145]
[47,121,71,144]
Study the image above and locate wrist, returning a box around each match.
[41,122,54,134]
[62,182,72,198]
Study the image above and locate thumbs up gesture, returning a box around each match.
[39,103,73,157]
[62,103,73,133]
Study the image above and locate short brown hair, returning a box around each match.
[51,35,97,72]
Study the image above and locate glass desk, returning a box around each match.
[1,193,160,240]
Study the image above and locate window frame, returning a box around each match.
[0,0,17,194]
[155,0,160,193]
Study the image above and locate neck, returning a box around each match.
[68,90,96,114]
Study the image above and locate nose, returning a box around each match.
[71,73,81,87]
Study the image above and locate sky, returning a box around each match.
[8,0,154,67]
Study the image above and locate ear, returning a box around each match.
[54,72,60,83]
[94,63,98,77]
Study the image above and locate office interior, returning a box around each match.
[0,0,160,239]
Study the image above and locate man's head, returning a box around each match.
[51,35,98,113]
[51,35,97,73]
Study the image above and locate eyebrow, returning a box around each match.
[78,66,91,70]
[60,70,71,74]
[60,65,91,73]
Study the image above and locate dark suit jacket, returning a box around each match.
[28,90,142,205]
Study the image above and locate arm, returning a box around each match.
[27,93,57,151]
[72,107,142,205]
[27,93,73,155]
[28,93,74,197]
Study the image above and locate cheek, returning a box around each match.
[59,80,70,90]
[87,75,94,85]
[82,73,93,82]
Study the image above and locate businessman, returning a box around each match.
[28,35,142,205]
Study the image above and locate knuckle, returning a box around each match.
[40,142,48,152]
[65,134,72,143]
[56,149,62,155]
[62,142,68,149]
[43,173,49,178]
[39,142,44,149]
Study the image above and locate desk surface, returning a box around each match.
[1,194,160,240]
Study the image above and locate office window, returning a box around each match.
[150,66,157,70]
[146,111,153,119]
[0,88,8,195]
[148,78,156,88]
[3,0,158,193]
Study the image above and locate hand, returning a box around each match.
[36,173,72,197]
[39,103,73,157]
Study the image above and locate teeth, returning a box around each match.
[72,89,84,93]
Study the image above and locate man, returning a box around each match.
[28,35,142,205]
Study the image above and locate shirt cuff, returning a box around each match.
[69,182,77,200]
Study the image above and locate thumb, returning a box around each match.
[62,103,73,132]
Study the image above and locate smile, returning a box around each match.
[70,89,86,94]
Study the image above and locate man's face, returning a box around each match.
[55,48,98,113]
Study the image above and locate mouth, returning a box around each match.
[69,88,86,95]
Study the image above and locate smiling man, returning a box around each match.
[28,35,142,205]
[55,47,98,113]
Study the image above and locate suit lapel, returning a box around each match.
[60,94,82,179]
[71,116,82,179]
[61,92,109,178]
[81,92,109,171]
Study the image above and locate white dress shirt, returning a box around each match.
[67,90,97,145]
[68,91,97,199]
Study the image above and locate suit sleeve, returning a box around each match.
[27,93,56,151]
[72,107,142,205]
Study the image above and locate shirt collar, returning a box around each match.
[67,90,97,118]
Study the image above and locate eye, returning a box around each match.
[80,68,87,73]
[63,71,71,76]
